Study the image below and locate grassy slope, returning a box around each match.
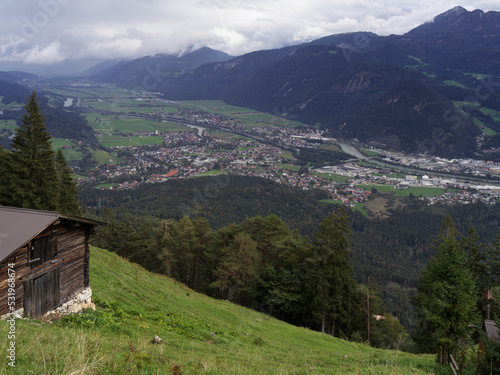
[0,247,436,374]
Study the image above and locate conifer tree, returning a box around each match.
[0,91,58,210]
[414,217,478,361]
[55,149,81,215]
[211,232,260,304]
[310,206,358,337]
[0,91,81,214]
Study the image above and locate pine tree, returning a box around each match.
[55,149,81,215]
[0,91,58,210]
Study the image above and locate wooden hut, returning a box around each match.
[0,206,104,319]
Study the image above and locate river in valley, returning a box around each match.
[185,124,206,136]
[337,142,367,159]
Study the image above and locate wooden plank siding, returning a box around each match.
[0,246,27,316]
[0,221,90,318]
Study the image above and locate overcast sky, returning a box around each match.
[1,0,499,69]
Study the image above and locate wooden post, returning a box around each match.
[450,354,462,375]
[450,354,459,371]
[440,346,443,366]
[367,291,370,345]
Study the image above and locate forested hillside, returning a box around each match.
[0,80,98,147]
[81,175,500,333]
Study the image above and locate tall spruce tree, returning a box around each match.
[414,217,478,361]
[310,206,358,337]
[0,91,80,213]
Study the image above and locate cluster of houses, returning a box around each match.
[251,126,330,149]
[376,151,500,178]
[423,190,499,206]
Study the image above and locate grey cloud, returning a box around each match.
[0,0,498,70]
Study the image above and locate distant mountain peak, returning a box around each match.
[434,5,471,23]
[407,6,500,36]
[442,5,468,16]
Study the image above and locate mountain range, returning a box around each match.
[92,6,500,158]
[88,46,232,90]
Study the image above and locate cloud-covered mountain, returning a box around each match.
[87,47,233,89]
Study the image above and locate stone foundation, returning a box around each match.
[0,287,95,320]
[49,287,96,317]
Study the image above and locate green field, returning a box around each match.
[85,100,178,114]
[472,117,485,126]
[178,100,305,128]
[51,138,76,148]
[98,135,164,148]
[351,202,368,216]
[453,100,480,107]
[208,131,249,140]
[276,163,302,172]
[190,170,228,178]
[443,80,465,88]
[355,160,383,168]
[321,143,342,152]
[0,119,17,130]
[61,148,84,161]
[0,246,436,374]
[465,72,495,79]
[319,200,368,217]
[90,149,125,164]
[45,84,159,102]
[361,149,380,157]
[320,199,342,204]
[357,185,446,197]
[95,183,118,189]
[178,100,255,115]
[484,127,498,136]
[312,171,351,183]
[87,114,191,136]
[478,107,500,122]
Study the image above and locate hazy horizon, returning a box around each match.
[1,0,499,75]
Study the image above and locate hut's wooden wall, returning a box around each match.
[0,222,89,317]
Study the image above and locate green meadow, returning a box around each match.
[98,135,165,148]
[0,246,436,374]
[356,185,447,197]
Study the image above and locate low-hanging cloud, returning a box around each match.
[0,0,498,69]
